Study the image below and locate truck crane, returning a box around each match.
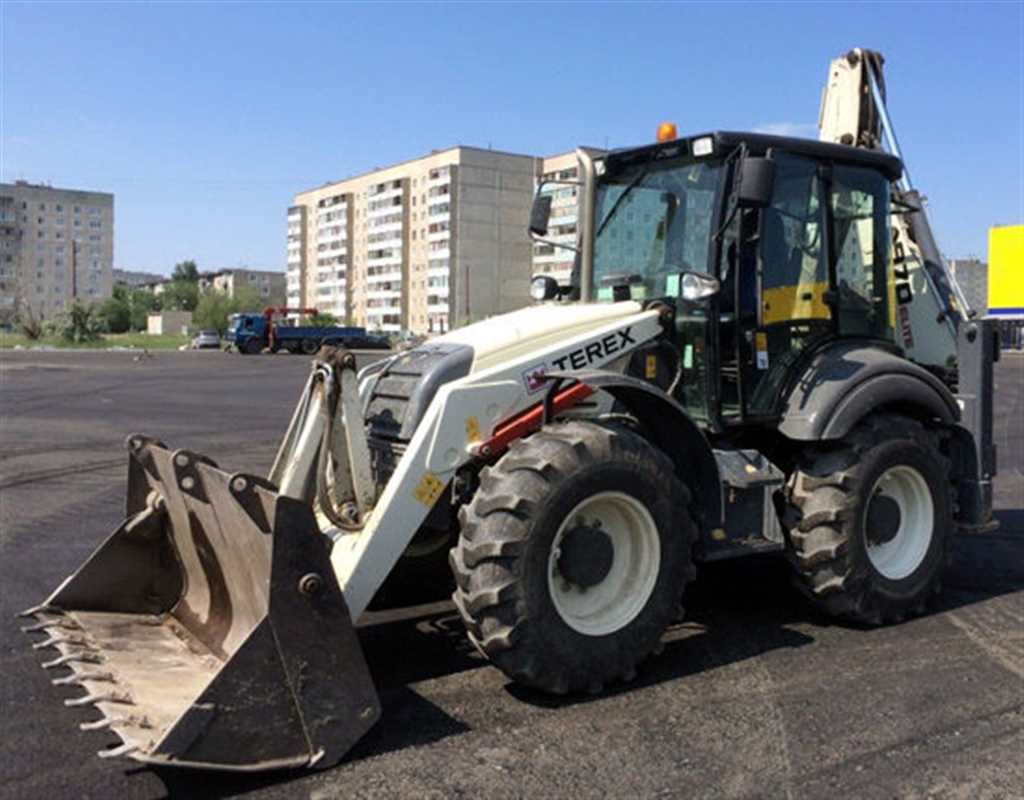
[22,48,997,772]
[226,305,389,354]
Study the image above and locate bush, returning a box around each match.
[54,301,105,343]
[308,312,338,327]
[98,293,132,333]
[17,304,44,340]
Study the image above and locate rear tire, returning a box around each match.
[301,338,320,355]
[784,414,952,625]
[451,420,696,694]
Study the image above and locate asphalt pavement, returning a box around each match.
[1,348,1021,800]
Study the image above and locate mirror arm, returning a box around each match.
[529,233,581,254]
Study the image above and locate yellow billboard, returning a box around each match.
[988,225,1023,319]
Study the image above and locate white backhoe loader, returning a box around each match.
[22,48,998,771]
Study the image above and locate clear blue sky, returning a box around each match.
[2,1,1021,275]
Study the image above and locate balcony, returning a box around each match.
[366,287,402,302]
[366,252,402,268]
[426,167,451,186]
[366,270,402,286]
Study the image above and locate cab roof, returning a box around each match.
[605,130,904,183]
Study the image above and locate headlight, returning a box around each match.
[680,271,720,302]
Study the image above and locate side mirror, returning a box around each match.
[529,193,552,237]
[736,156,775,207]
[668,271,720,302]
[530,275,561,302]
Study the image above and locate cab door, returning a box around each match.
[740,153,834,417]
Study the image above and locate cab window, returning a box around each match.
[830,165,893,340]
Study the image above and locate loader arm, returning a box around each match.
[326,308,664,619]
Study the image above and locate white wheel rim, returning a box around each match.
[865,465,934,580]
[547,491,661,636]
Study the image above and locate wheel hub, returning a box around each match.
[557,525,614,589]
[547,491,661,637]
[866,492,902,545]
[864,464,934,581]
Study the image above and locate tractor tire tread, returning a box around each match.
[451,419,695,694]
[784,413,952,625]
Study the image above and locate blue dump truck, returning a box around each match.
[226,308,390,355]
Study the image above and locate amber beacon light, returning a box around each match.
[656,121,678,142]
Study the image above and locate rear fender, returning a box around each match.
[778,342,958,440]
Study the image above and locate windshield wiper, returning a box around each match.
[595,163,652,238]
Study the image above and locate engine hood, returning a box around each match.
[436,301,645,371]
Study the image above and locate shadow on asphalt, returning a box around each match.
[143,509,1024,798]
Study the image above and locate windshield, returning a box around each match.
[592,159,724,300]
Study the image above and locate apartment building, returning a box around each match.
[286,205,307,306]
[199,268,286,305]
[290,146,537,334]
[113,268,163,288]
[0,181,114,319]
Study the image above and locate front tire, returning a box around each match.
[785,414,953,625]
[451,420,696,694]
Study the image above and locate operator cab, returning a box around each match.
[533,130,905,431]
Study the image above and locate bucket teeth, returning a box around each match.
[64,689,134,707]
[42,652,103,669]
[97,742,137,759]
[18,603,57,619]
[80,713,153,732]
[79,718,115,732]
[52,671,116,686]
[21,618,79,633]
[32,633,95,651]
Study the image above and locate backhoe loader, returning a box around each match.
[22,48,997,771]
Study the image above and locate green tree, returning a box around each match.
[161,280,199,312]
[98,287,132,333]
[230,285,262,315]
[193,286,262,334]
[308,312,338,327]
[171,260,199,283]
[128,289,159,331]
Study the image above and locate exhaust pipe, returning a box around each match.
[21,435,380,771]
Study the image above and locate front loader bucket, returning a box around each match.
[21,435,381,771]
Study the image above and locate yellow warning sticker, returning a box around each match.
[413,472,445,506]
[465,416,481,443]
[645,354,658,379]
[754,332,769,370]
